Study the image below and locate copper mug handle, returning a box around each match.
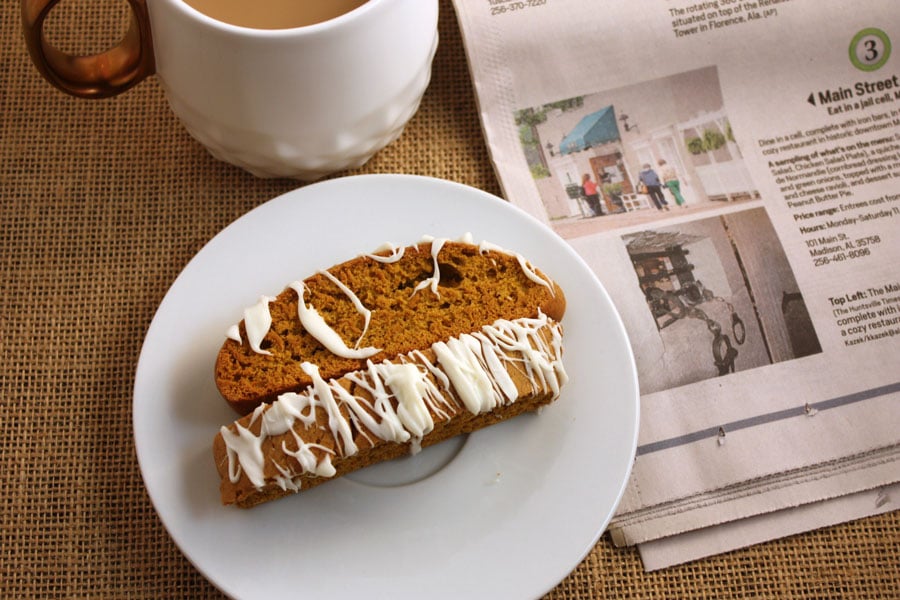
[22,0,155,98]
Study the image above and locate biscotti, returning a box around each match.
[214,313,567,508]
[215,236,566,414]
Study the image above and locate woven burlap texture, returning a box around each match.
[1,0,897,597]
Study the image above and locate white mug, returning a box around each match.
[22,0,439,179]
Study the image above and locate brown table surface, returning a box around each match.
[2,1,898,597]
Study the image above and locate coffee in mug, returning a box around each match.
[180,0,369,30]
[22,0,438,180]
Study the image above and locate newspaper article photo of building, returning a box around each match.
[514,65,761,239]
[620,208,822,395]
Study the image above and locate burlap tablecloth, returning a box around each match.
[1,1,897,597]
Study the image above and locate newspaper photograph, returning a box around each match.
[451,0,900,568]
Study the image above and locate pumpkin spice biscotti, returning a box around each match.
[214,313,567,508]
[212,235,568,508]
[215,236,566,415]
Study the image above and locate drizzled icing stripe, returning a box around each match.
[318,269,372,350]
[289,281,381,360]
[366,242,406,263]
[244,296,275,354]
[226,324,241,343]
[220,314,566,493]
[478,240,556,296]
[225,296,274,350]
[412,237,447,297]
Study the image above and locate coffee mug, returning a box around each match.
[22,0,439,179]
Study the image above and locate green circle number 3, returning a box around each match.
[849,28,891,72]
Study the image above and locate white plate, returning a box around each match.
[134,174,639,600]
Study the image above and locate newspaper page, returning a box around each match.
[450,0,900,567]
[638,481,900,570]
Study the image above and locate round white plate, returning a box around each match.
[134,174,639,600]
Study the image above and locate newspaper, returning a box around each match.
[450,0,900,569]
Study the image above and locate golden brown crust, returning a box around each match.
[215,241,566,415]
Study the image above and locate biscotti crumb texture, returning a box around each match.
[215,238,566,414]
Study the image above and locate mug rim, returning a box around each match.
[171,0,382,36]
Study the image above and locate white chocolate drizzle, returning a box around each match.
[386,363,435,438]
[478,240,556,296]
[366,242,406,263]
[244,296,275,355]
[226,324,241,343]
[412,237,447,297]
[433,336,498,415]
[220,411,267,487]
[220,314,566,494]
[301,362,359,456]
[318,269,372,350]
[289,281,381,360]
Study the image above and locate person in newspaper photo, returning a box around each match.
[657,159,687,208]
[581,173,604,216]
[638,164,670,211]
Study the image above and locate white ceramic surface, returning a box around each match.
[133,175,639,600]
[146,0,438,178]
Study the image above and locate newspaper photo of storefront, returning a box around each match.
[515,66,761,238]
[620,208,821,394]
